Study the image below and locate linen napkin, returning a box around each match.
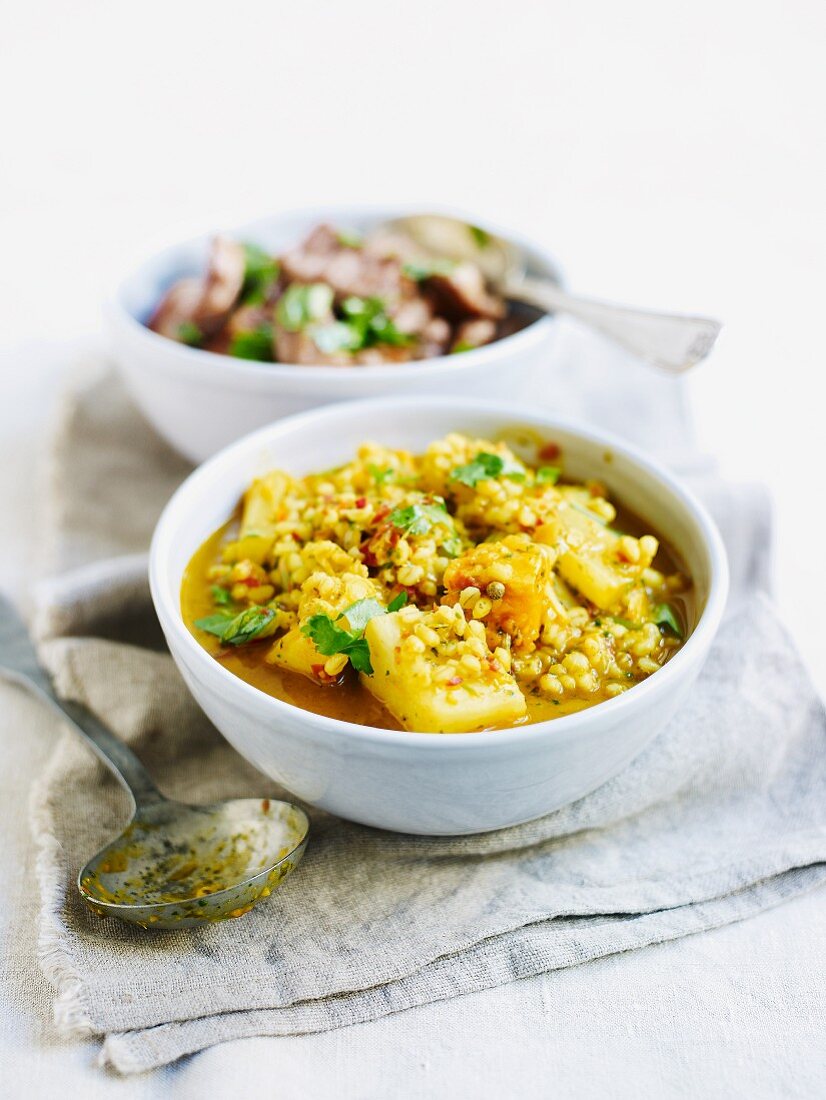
[28,352,826,1075]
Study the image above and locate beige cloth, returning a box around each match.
[27,365,826,1074]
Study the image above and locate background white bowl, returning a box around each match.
[106,205,562,464]
[149,397,728,836]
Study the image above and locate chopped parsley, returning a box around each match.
[228,324,274,362]
[177,321,203,347]
[276,283,334,332]
[449,452,526,488]
[194,606,277,646]
[301,592,408,675]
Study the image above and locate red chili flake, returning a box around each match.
[239,576,260,587]
[447,676,463,686]
[355,497,367,509]
[539,441,560,461]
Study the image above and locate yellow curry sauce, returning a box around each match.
[181,433,693,733]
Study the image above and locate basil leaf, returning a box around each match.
[195,606,277,645]
[450,452,525,488]
[536,465,561,485]
[653,603,683,638]
[228,325,274,362]
[276,283,334,332]
[194,611,235,637]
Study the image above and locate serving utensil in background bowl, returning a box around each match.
[385,213,721,373]
[149,396,729,836]
[104,205,563,464]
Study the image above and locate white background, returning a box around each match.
[0,1,824,1095]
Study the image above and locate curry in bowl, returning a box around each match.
[182,434,692,734]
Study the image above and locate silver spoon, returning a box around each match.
[385,213,722,373]
[0,596,309,929]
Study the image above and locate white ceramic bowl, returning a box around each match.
[149,397,728,836]
[106,205,562,464]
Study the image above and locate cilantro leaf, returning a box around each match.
[177,321,203,347]
[276,283,334,332]
[440,535,463,558]
[449,452,526,488]
[389,501,451,536]
[195,606,277,645]
[301,593,410,676]
[536,465,561,485]
[338,597,388,633]
[228,325,274,362]
[653,603,683,638]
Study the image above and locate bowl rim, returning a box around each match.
[149,395,729,749]
[106,202,560,386]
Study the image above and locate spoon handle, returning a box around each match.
[512,276,722,374]
[0,596,164,809]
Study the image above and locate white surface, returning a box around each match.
[152,397,727,833]
[0,0,823,1095]
[107,205,559,461]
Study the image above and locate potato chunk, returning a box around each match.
[362,606,526,733]
[536,501,631,611]
[267,570,380,684]
[442,534,557,653]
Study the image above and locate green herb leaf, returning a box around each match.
[402,258,457,282]
[228,324,274,362]
[368,464,395,487]
[195,606,277,645]
[652,603,683,638]
[468,224,491,249]
[449,452,526,488]
[311,321,363,354]
[335,228,363,248]
[210,585,233,606]
[177,321,203,347]
[387,591,409,613]
[340,296,413,349]
[338,597,388,633]
[241,243,280,304]
[389,501,451,536]
[451,340,475,354]
[276,283,334,332]
[536,465,561,485]
[440,535,464,558]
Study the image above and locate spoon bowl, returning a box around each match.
[78,797,309,929]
